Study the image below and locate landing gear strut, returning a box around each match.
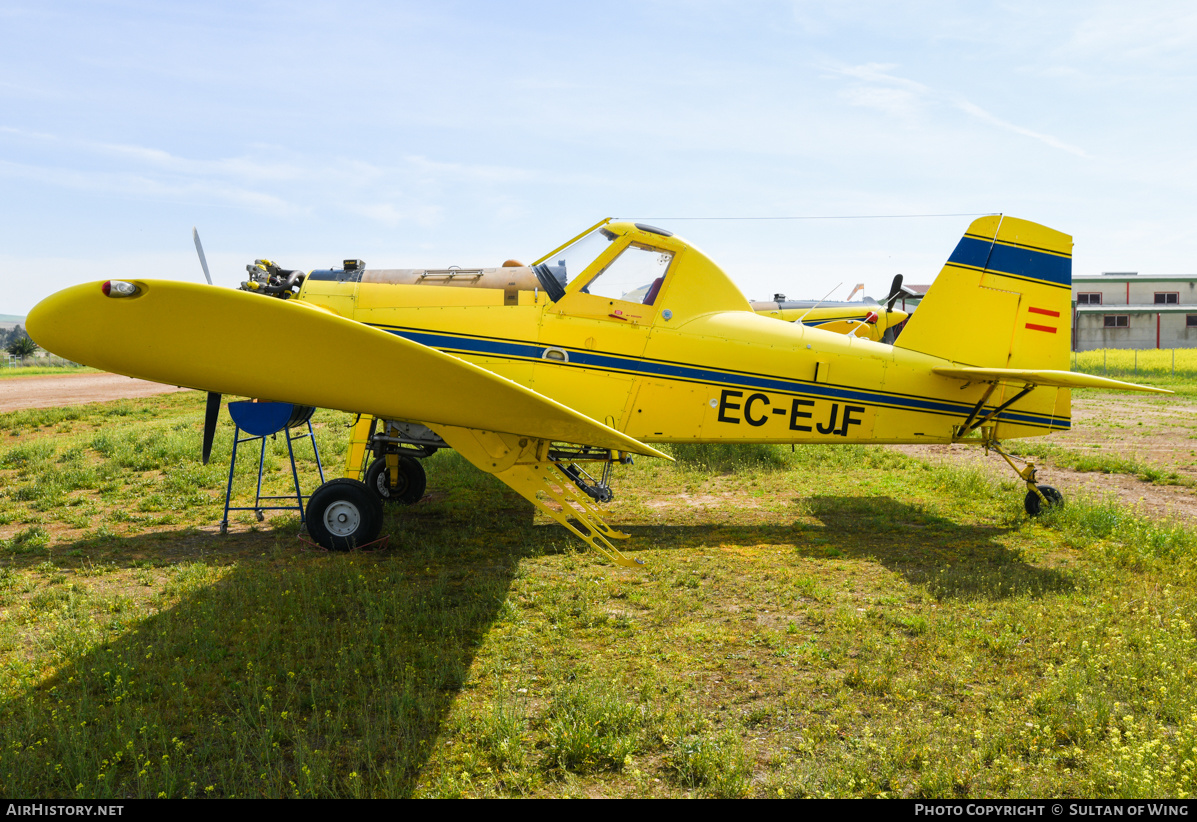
[986,440,1065,516]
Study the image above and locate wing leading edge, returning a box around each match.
[26,280,671,459]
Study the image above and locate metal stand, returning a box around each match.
[220,402,325,535]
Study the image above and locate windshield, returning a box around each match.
[582,244,673,304]
[539,227,616,286]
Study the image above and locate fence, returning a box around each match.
[1071,348,1197,379]
[3,355,81,368]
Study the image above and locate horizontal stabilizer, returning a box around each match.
[26,280,673,459]
[932,367,1172,394]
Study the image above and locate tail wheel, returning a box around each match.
[1024,484,1064,516]
[307,478,384,550]
[365,456,426,505]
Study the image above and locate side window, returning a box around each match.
[582,245,673,305]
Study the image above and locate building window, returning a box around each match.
[1077,292,1102,304]
[1155,292,1179,304]
[1104,315,1129,328]
[1188,315,1197,328]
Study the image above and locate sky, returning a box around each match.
[2,0,1195,314]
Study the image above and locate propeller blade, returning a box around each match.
[885,273,904,312]
[202,391,221,464]
[193,227,213,285]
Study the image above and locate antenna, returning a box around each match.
[795,282,843,326]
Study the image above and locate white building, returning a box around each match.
[1072,273,1197,350]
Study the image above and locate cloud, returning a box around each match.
[954,100,1090,158]
[1065,3,1197,63]
[836,62,930,95]
[343,202,443,229]
[829,62,1091,158]
[840,86,925,118]
[0,159,302,213]
[831,62,930,118]
[403,155,533,185]
[0,126,549,226]
[0,127,308,182]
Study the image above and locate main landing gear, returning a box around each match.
[306,478,384,550]
[305,417,440,551]
[365,455,427,505]
[986,440,1065,516]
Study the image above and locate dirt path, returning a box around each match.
[1062,393,1197,480]
[0,373,191,411]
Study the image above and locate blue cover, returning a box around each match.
[227,401,296,437]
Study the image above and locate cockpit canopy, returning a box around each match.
[533,220,751,321]
[534,223,675,306]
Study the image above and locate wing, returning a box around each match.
[26,279,671,459]
[932,366,1172,394]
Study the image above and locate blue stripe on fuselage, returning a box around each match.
[374,325,1070,431]
[800,315,872,327]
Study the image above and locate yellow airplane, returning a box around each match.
[750,275,910,342]
[26,216,1167,566]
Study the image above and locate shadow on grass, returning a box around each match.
[0,502,533,798]
[0,474,1072,797]
[619,494,1074,601]
[803,495,1075,600]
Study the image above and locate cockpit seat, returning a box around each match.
[642,277,664,305]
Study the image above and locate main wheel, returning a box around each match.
[307,478,384,551]
[1024,484,1064,516]
[365,455,427,505]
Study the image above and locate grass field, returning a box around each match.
[1,390,1196,798]
[0,365,95,379]
[1073,348,1197,380]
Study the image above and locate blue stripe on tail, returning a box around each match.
[948,236,1071,287]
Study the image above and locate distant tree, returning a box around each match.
[6,330,36,360]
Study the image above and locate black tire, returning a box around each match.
[307,478,384,551]
[1024,484,1064,516]
[365,456,426,505]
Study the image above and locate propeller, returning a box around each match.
[193,227,214,286]
[202,390,221,464]
[193,228,221,463]
[882,273,904,312]
[877,274,907,344]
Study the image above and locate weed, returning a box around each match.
[669,441,799,473]
[1009,441,1194,487]
[669,731,752,798]
[4,524,50,553]
[542,681,645,774]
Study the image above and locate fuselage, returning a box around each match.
[296,221,1069,444]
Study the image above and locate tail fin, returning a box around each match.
[895,216,1072,369]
